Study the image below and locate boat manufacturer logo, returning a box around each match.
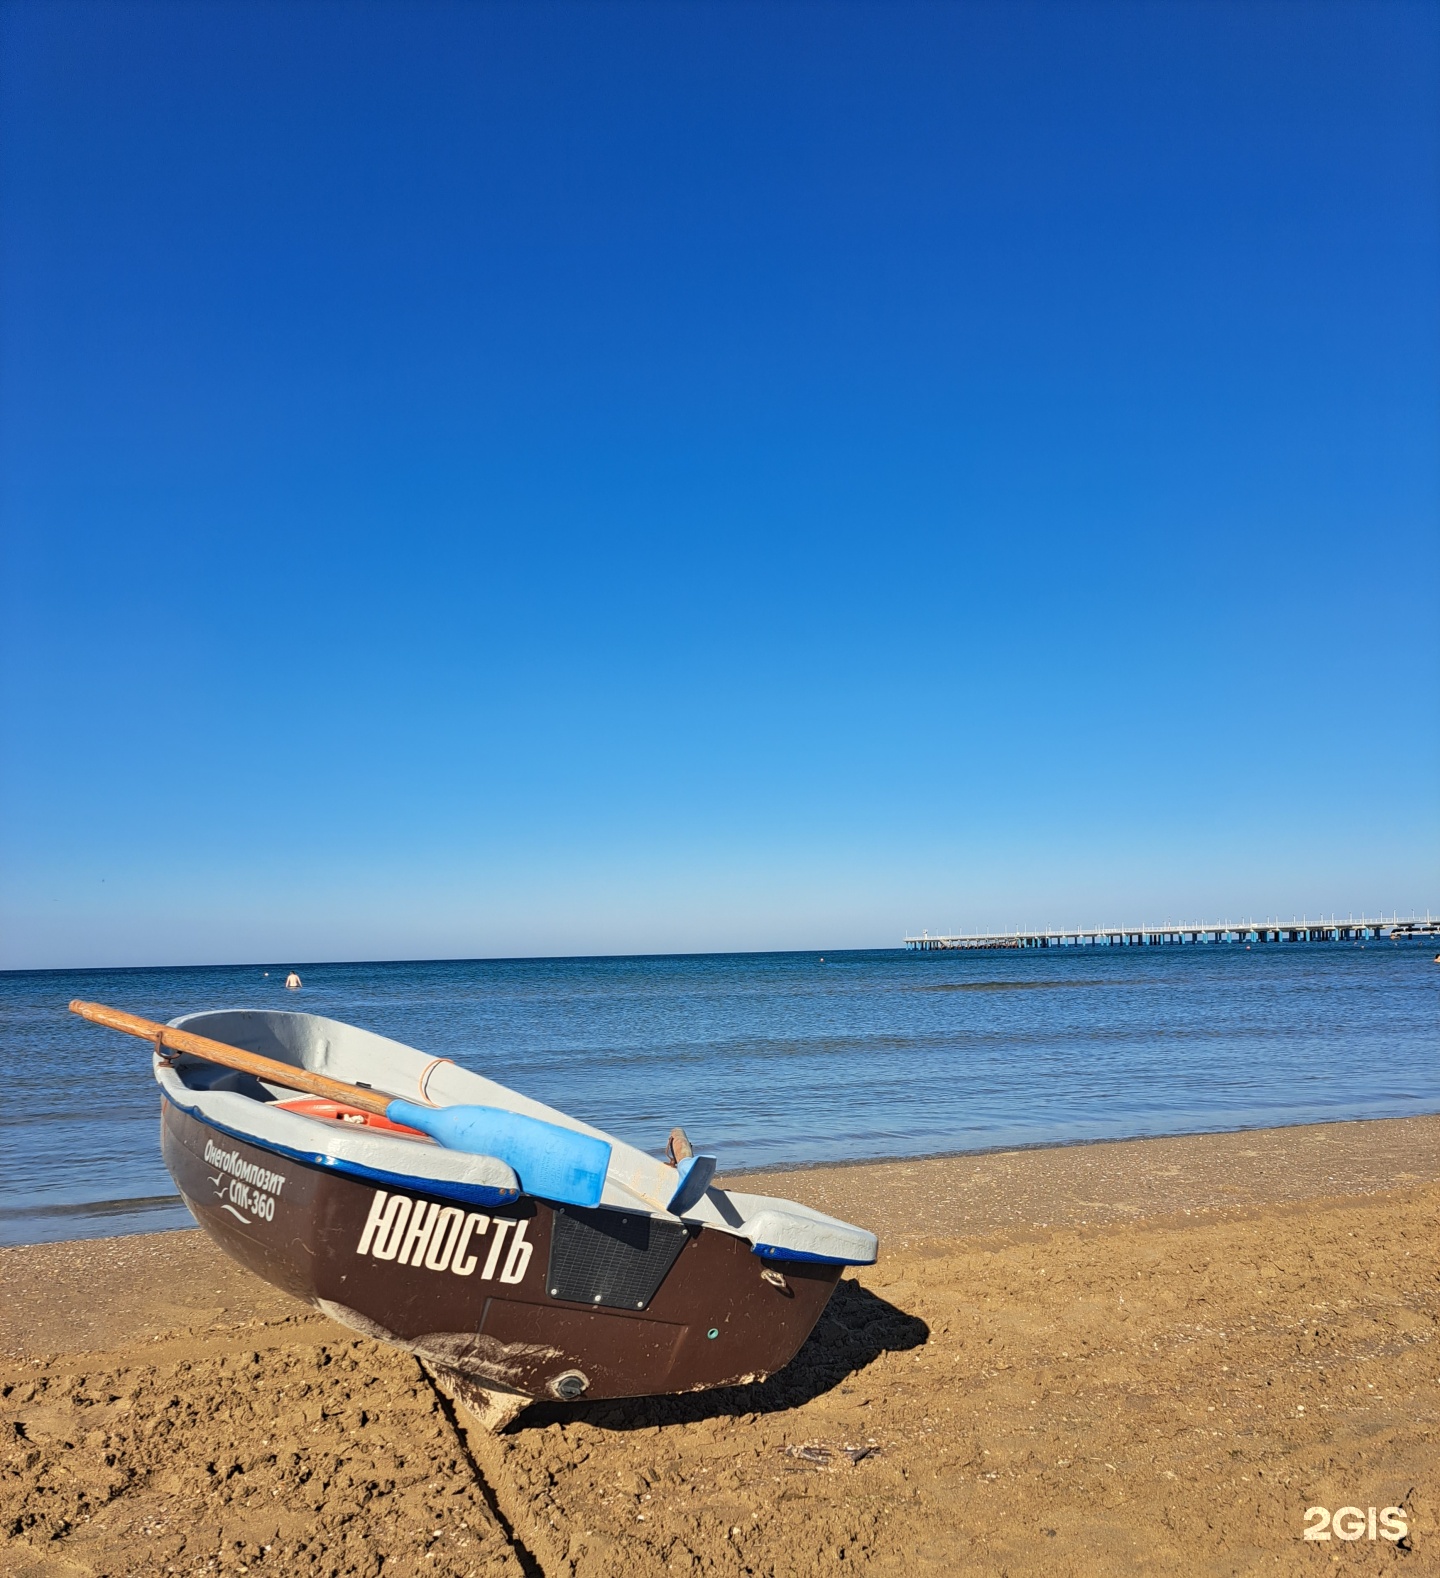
[356,1189,534,1283]
[203,1138,286,1225]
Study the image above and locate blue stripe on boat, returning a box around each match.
[752,1242,874,1266]
[164,1094,522,1209]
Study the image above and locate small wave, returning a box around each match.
[0,1193,182,1223]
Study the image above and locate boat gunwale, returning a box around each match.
[160,1088,523,1209]
[158,1006,879,1267]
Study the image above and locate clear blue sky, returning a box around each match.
[2,1,1436,969]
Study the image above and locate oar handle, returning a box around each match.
[68,999,395,1116]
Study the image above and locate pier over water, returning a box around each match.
[905,915,1439,951]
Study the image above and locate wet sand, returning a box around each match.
[3,1115,1437,1575]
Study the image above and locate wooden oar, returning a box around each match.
[69,999,611,1207]
[73,999,398,1111]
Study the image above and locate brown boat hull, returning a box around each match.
[161,1098,841,1402]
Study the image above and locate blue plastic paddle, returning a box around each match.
[386,1099,611,1208]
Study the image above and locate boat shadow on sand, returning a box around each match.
[517,1279,928,1433]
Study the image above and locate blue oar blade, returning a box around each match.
[387,1100,611,1208]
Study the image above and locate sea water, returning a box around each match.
[2,943,1436,1246]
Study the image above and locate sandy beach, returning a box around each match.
[3,1115,1436,1576]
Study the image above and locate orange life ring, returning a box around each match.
[274,1096,429,1138]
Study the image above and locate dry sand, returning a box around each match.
[3,1116,1437,1576]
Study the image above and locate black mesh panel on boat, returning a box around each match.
[546,1206,691,1311]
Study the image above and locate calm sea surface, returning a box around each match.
[2,944,1436,1246]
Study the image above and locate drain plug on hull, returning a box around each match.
[549,1370,589,1400]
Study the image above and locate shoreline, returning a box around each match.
[4,1113,1437,1574]
[8,1106,1440,1252]
[718,1102,1440,1175]
[722,1110,1440,1246]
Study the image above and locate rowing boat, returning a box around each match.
[145,1007,877,1426]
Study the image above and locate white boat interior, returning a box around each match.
[158,1009,877,1266]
